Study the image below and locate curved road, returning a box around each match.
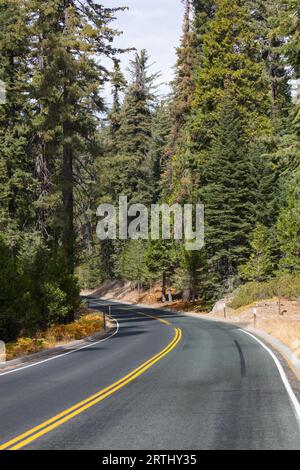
[0,299,299,450]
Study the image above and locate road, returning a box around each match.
[0,299,299,450]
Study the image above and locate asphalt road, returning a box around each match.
[0,299,299,450]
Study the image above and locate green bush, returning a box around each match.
[229,281,277,309]
[275,273,300,299]
[229,274,300,309]
[0,234,80,342]
[0,236,25,341]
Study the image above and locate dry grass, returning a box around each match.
[6,313,104,361]
[205,297,300,359]
[258,318,300,359]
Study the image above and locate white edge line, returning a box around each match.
[0,317,119,377]
[239,329,300,423]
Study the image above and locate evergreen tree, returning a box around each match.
[239,224,274,281]
[192,0,271,146]
[165,0,207,204]
[149,101,172,202]
[173,249,204,302]
[0,1,125,337]
[117,240,150,292]
[283,0,300,135]
[146,240,179,302]
[277,168,300,272]
[200,94,258,288]
[283,0,300,75]
[249,0,292,127]
[108,60,127,138]
[169,0,195,149]
[97,51,159,208]
[0,1,34,234]
[114,50,160,206]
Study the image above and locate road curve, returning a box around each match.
[0,299,299,450]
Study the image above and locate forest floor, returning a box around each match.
[82,281,300,360]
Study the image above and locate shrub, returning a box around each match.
[0,234,80,342]
[229,274,300,309]
[229,281,277,309]
[6,313,104,360]
[6,337,46,359]
[275,273,300,299]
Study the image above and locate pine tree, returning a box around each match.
[192,0,216,50]
[108,60,127,138]
[200,93,258,288]
[0,1,125,336]
[173,249,204,302]
[112,50,159,206]
[283,0,300,75]
[165,1,203,204]
[249,0,292,127]
[239,224,274,281]
[26,0,126,270]
[277,168,300,272]
[0,1,34,234]
[283,0,300,135]
[117,240,150,292]
[146,240,179,302]
[169,0,195,148]
[192,0,271,145]
[149,101,172,203]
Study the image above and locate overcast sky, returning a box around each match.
[101,0,184,102]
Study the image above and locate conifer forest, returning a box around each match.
[0,1,299,342]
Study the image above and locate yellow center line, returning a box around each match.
[0,308,182,451]
[113,306,172,326]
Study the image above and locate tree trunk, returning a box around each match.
[182,288,191,302]
[35,138,49,236]
[35,37,50,237]
[162,272,167,302]
[62,114,74,271]
[62,4,75,274]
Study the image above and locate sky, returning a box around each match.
[101,0,185,102]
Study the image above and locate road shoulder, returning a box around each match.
[0,321,116,374]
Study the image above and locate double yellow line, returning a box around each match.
[0,309,182,450]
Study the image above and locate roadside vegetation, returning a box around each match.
[258,319,300,358]
[229,275,300,310]
[5,313,104,361]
